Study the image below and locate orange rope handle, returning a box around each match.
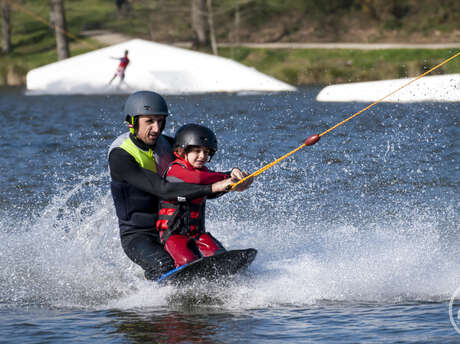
[230,49,460,190]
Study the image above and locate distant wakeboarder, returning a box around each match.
[108,49,130,86]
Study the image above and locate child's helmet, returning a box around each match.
[174,124,218,154]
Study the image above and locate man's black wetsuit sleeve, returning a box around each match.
[109,148,214,201]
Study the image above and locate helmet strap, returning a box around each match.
[125,115,136,134]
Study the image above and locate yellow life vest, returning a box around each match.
[120,137,157,173]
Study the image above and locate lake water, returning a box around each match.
[0,87,459,343]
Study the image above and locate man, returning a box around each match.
[108,90,251,280]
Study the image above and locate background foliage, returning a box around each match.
[0,0,459,86]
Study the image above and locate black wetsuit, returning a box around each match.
[109,134,214,280]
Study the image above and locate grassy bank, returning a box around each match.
[219,47,460,85]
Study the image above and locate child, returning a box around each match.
[156,123,233,268]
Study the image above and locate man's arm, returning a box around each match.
[109,148,213,201]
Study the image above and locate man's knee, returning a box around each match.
[122,234,174,280]
[143,252,173,280]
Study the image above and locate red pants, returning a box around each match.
[164,233,225,268]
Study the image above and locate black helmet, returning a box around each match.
[174,124,218,155]
[124,91,169,134]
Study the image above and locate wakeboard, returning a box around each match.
[157,248,257,285]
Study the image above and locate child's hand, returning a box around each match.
[230,168,245,181]
[230,168,253,191]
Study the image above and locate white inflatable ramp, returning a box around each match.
[26,39,296,95]
[316,74,460,103]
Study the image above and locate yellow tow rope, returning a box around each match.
[230,49,460,190]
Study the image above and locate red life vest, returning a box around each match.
[156,157,228,243]
[119,56,129,68]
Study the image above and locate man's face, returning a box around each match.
[136,115,164,146]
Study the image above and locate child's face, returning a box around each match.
[185,146,212,169]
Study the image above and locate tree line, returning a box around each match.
[1,0,459,60]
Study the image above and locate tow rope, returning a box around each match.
[229,49,460,190]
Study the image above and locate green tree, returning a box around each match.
[1,0,11,53]
[50,0,69,60]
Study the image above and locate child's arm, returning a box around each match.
[167,164,229,185]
